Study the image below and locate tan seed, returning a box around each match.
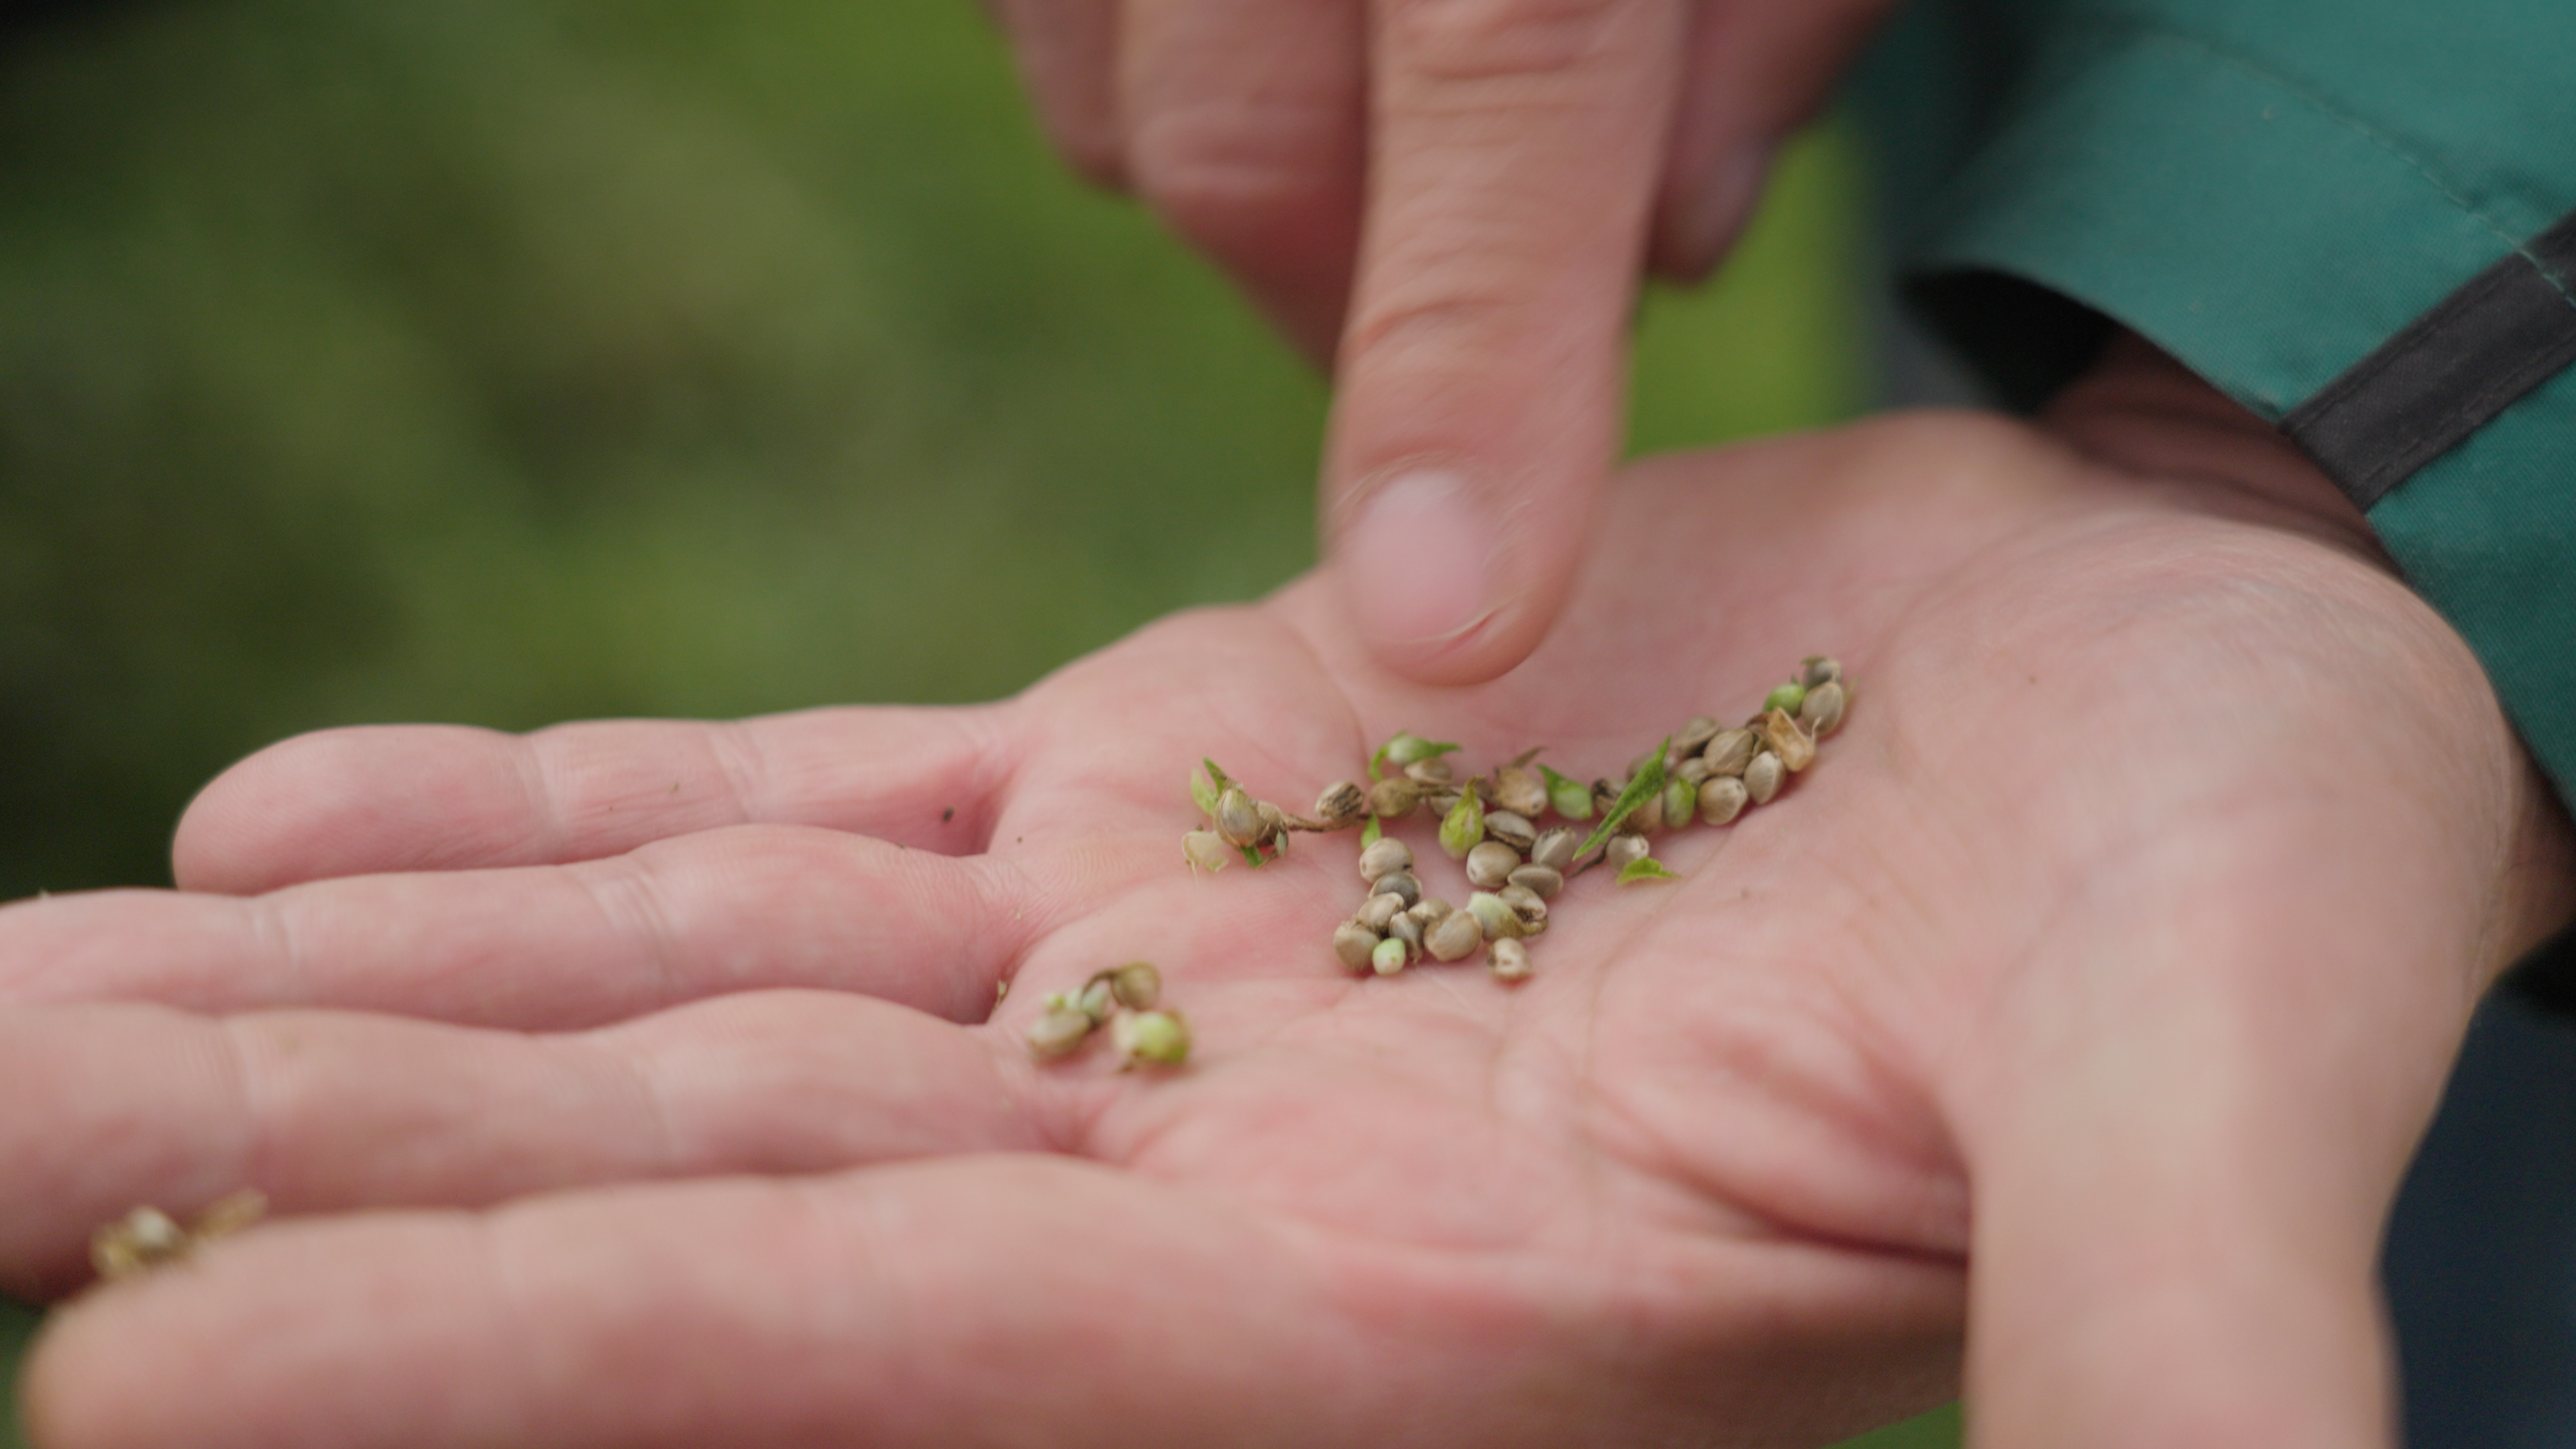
[1466,841,1521,890]
[1697,775,1749,825]
[1498,885,1549,933]
[1426,909,1485,962]
[1675,756,1712,786]
[1801,656,1843,689]
[1027,1007,1094,1061]
[1799,680,1847,738]
[1485,810,1538,852]
[1368,777,1423,819]
[1629,788,1665,833]
[1109,962,1162,1010]
[1507,863,1564,898]
[1358,837,1413,883]
[1529,826,1580,872]
[1333,919,1381,971]
[1403,757,1454,786]
[1702,729,1757,777]
[1372,871,1421,907]
[1215,788,1267,849]
[1488,938,1533,982]
[1605,833,1651,870]
[1744,751,1784,804]
[1672,716,1723,761]
[1387,912,1425,948]
[1409,897,1454,926]
[1316,780,1368,824]
[1467,892,1520,941]
[1492,767,1549,818]
[1357,893,1406,931]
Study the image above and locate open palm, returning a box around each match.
[7,360,2568,1448]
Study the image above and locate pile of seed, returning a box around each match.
[1026,962,1192,1067]
[1209,656,1850,985]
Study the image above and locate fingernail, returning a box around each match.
[1340,469,1501,647]
[1670,144,1773,277]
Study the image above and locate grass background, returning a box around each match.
[0,1,1951,1442]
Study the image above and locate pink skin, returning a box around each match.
[991,0,1900,683]
[6,345,2570,1448]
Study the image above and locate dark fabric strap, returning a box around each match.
[2284,209,2576,509]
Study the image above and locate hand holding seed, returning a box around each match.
[7,388,2571,1449]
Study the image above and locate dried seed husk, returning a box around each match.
[1409,897,1454,926]
[1357,893,1407,931]
[1439,786,1485,861]
[1113,1010,1192,1067]
[1467,892,1520,941]
[1698,775,1749,825]
[1744,751,1784,804]
[1604,833,1652,870]
[1368,777,1424,820]
[1799,680,1847,738]
[1076,978,1118,1025]
[1506,863,1564,899]
[1373,936,1413,975]
[1801,656,1843,690]
[1358,836,1413,883]
[1591,779,1623,816]
[91,1206,189,1281]
[1333,920,1382,970]
[1485,810,1538,853]
[1405,756,1454,786]
[1529,826,1580,872]
[1488,938,1533,982]
[1660,775,1697,829]
[1497,884,1549,932]
[1108,962,1162,1011]
[1492,766,1549,818]
[1763,681,1807,715]
[1315,780,1368,825]
[191,1191,266,1244]
[1672,716,1723,763]
[1674,755,1712,786]
[1466,840,1521,889]
[1424,786,1464,816]
[1426,908,1485,962]
[1216,788,1267,849]
[1759,708,1817,772]
[1027,1007,1095,1061]
[1258,801,1291,854]
[1702,729,1757,777]
[1183,830,1234,875]
[1387,912,1426,948]
[1542,765,1593,820]
[1372,871,1421,907]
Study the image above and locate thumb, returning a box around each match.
[1324,0,1690,684]
[1945,830,2539,1448]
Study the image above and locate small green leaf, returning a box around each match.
[1540,764,1593,820]
[1201,757,1238,796]
[1578,739,1668,859]
[1239,843,1267,869]
[1360,814,1383,847]
[1438,784,1485,859]
[1189,764,1222,818]
[1616,857,1680,884]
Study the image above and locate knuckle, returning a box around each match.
[1383,0,1641,83]
[1128,103,1355,246]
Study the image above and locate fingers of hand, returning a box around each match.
[173,705,1018,895]
[7,826,1037,1028]
[25,1163,1365,1449]
[0,993,1042,1297]
[1648,0,1893,278]
[1326,0,1690,683]
[987,0,1128,185]
[1120,0,1366,366]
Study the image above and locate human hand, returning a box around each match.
[984,0,1894,683]
[7,345,2569,1447]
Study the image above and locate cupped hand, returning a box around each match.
[984,0,1894,682]
[7,345,2569,1448]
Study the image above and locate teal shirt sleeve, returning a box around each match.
[1856,0,2576,808]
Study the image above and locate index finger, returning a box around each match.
[1325,0,1689,683]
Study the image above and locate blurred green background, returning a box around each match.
[0,1,1951,1442]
